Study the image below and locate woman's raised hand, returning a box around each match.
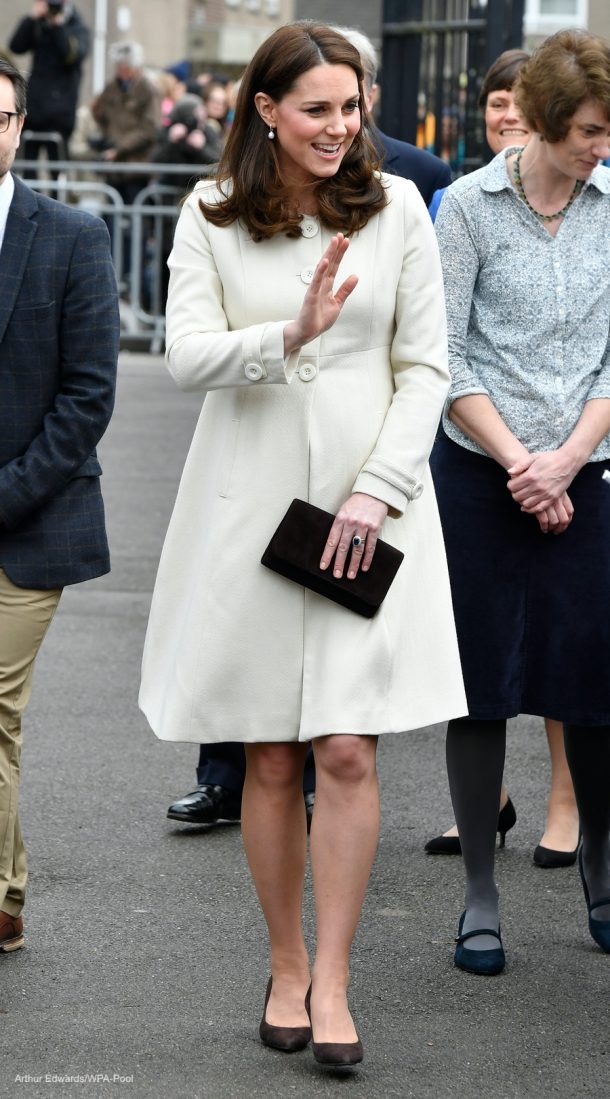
[283,234,358,356]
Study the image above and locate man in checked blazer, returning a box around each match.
[0,59,119,953]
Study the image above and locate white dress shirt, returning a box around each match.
[0,171,15,254]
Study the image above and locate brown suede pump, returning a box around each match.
[259,978,312,1053]
[305,985,364,1068]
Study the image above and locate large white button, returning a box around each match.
[300,266,315,285]
[301,218,319,237]
[299,363,317,382]
[410,482,424,500]
[244,362,264,381]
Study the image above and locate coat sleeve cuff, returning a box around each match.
[352,470,423,518]
[242,322,299,384]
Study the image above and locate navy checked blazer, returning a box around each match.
[0,176,119,589]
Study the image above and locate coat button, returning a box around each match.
[411,482,424,500]
[299,363,317,382]
[300,266,315,285]
[244,362,264,381]
[301,219,319,237]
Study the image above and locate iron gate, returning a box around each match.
[380,0,526,174]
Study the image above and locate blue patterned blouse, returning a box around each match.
[434,148,610,461]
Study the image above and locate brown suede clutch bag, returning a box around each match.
[261,498,404,618]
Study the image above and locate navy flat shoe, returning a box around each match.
[454,911,505,975]
[577,848,610,954]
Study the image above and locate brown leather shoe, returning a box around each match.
[0,911,24,953]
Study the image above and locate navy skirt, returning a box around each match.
[431,432,610,726]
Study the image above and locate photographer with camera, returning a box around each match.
[152,93,223,187]
[151,92,223,305]
[8,1,89,175]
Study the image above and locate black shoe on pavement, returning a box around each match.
[167,784,241,824]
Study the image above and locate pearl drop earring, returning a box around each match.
[268,126,275,140]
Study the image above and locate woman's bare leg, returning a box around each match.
[242,742,310,1027]
[539,718,580,851]
[309,734,379,1043]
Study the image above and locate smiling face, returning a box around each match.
[0,75,24,183]
[547,98,610,179]
[256,63,361,191]
[484,88,530,154]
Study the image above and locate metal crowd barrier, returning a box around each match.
[13,158,200,352]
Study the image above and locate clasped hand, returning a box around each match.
[507,450,576,534]
[320,494,389,580]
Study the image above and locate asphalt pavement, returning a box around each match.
[1,353,607,1099]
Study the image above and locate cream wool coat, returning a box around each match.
[139,174,466,743]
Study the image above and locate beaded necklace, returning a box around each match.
[513,148,583,222]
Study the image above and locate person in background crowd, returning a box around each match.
[152,92,222,185]
[427,49,580,871]
[0,58,119,955]
[158,59,191,125]
[165,23,452,831]
[201,79,230,140]
[92,41,159,287]
[140,21,465,1066]
[151,92,224,306]
[433,29,610,976]
[91,41,160,207]
[8,0,89,175]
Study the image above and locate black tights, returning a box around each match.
[446,717,610,947]
[564,724,610,919]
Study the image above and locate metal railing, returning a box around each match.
[13,158,203,352]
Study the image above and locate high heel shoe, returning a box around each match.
[577,848,610,954]
[533,839,579,869]
[454,911,505,976]
[259,978,311,1052]
[305,986,363,1068]
[425,797,517,855]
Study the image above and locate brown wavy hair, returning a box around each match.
[199,21,387,241]
[515,29,610,142]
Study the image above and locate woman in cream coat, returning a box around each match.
[140,22,465,1067]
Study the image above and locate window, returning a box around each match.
[525,0,588,32]
[540,0,578,11]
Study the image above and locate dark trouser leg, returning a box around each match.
[196,743,245,792]
[564,724,610,920]
[21,135,67,181]
[303,747,315,795]
[446,716,507,949]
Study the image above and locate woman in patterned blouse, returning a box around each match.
[433,29,610,974]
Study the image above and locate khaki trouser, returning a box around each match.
[0,568,61,916]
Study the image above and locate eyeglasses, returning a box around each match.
[0,112,21,134]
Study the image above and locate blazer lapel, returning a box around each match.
[0,176,38,346]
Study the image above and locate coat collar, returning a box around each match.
[0,175,39,346]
